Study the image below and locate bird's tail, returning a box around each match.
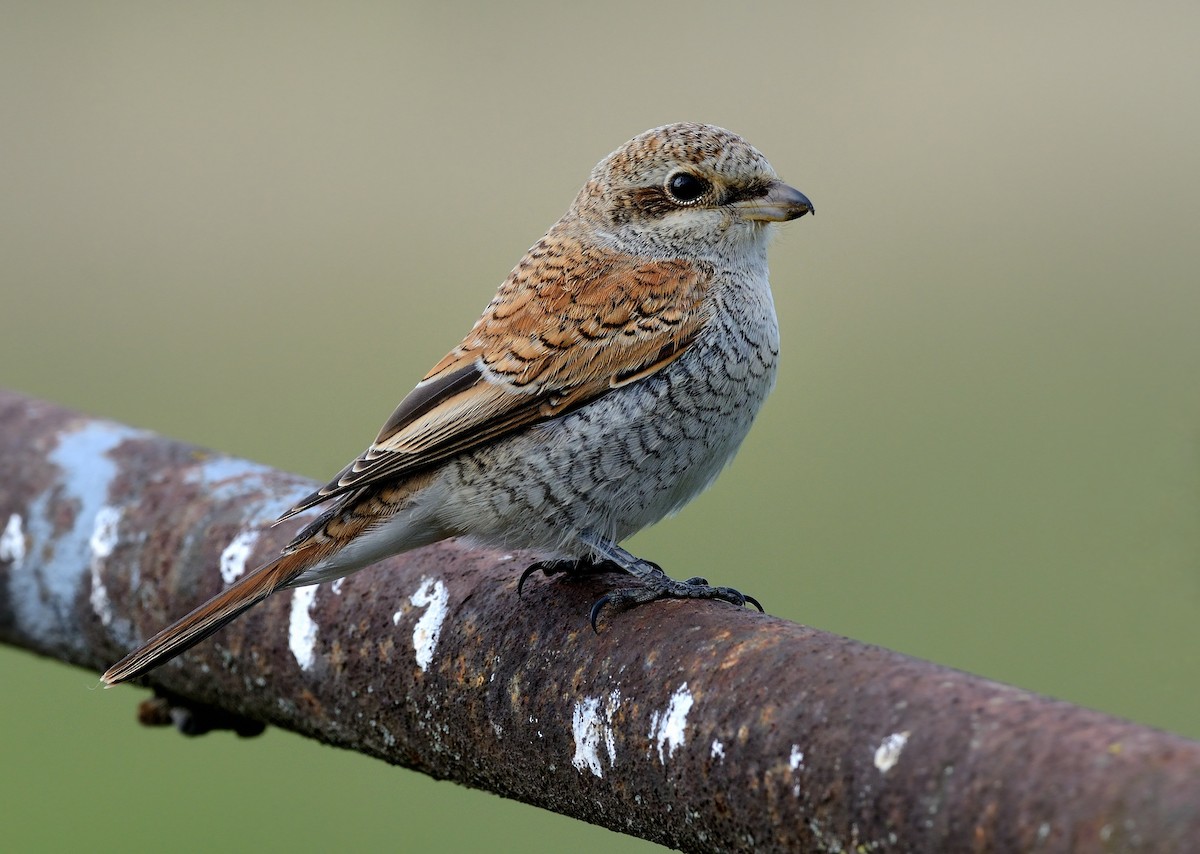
[101,547,318,686]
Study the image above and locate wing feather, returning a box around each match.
[277,231,711,523]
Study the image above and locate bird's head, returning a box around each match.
[569,122,813,261]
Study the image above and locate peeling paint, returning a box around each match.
[288,584,319,670]
[407,577,448,672]
[571,689,621,777]
[219,529,259,584]
[0,513,25,566]
[649,683,694,763]
[874,731,910,773]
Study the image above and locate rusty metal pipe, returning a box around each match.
[1,388,1197,852]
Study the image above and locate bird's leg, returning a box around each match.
[579,538,764,631]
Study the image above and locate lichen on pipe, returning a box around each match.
[1,388,1198,852]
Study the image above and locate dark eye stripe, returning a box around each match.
[720,181,772,206]
[608,178,771,224]
[609,187,678,223]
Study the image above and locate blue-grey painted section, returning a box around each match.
[9,420,148,653]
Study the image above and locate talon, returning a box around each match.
[517,564,542,598]
[517,558,588,596]
[743,593,764,613]
[589,595,612,633]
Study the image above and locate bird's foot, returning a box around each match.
[587,568,763,632]
[521,538,763,631]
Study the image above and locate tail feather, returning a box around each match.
[102,549,316,686]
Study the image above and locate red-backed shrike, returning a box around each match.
[104,122,812,685]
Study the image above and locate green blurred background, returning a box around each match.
[2,3,1198,851]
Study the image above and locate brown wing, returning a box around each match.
[277,231,712,522]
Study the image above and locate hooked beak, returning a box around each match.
[735,181,814,222]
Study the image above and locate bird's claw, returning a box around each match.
[588,595,611,634]
[518,558,622,597]
[516,561,549,598]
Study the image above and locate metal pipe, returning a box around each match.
[1,388,1196,852]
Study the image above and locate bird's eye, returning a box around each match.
[665,172,708,204]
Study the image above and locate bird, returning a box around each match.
[102,122,813,686]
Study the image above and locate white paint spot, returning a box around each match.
[710,739,725,761]
[649,682,694,763]
[407,577,449,672]
[219,529,259,584]
[874,731,911,773]
[790,744,805,770]
[90,506,120,558]
[790,744,805,796]
[330,578,345,594]
[88,506,121,626]
[0,513,25,567]
[571,689,622,777]
[572,697,606,776]
[288,584,319,670]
